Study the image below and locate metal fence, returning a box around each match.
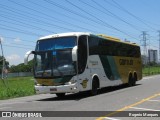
[0,72,33,78]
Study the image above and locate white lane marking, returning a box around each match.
[0,102,26,106]
[131,107,160,111]
[148,100,160,102]
[104,117,120,120]
[142,77,154,80]
[0,107,11,109]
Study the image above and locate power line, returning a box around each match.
[85,0,141,31]
[26,0,99,33]
[1,0,153,43]
[44,0,129,36]
[44,0,108,28]
[0,21,43,36]
[65,0,118,30]
[0,25,42,37]
[109,0,156,31]
[79,0,113,17]
[0,19,53,34]
[0,4,74,32]
[7,0,98,33]
[0,12,70,33]
[65,0,138,40]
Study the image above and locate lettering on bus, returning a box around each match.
[119,59,133,65]
[89,60,98,66]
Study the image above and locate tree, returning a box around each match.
[0,56,9,73]
[9,59,33,73]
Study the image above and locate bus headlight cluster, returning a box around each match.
[70,79,77,84]
[65,79,77,85]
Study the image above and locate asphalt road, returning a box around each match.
[0,75,160,120]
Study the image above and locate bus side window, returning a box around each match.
[78,35,87,74]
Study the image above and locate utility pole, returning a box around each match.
[0,38,5,79]
[158,30,160,62]
[0,37,7,87]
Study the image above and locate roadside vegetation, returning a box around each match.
[0,77,35,100]
[142,62,160,76]
[0,64,160,100]
[143,66,160,76]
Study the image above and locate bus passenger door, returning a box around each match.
[77,35,91,91]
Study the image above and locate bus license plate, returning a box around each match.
[50,88,57,91]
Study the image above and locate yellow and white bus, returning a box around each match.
[25,32,142,97]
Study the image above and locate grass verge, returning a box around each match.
[0,77,35,100]
[143,66,160,76]
[1,66,160,100]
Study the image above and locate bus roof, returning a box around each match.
[39,32,91,40]
[97,34,139,46]
[97,34,121,41]
[39,32,139,46]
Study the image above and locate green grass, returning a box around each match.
[0,77,35,100]
[0,66,160,100]
[143,66,160,76]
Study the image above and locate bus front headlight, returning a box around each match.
[70,79,77,84]
[65,79,77,85]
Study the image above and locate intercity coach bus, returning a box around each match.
[24,32,142,97]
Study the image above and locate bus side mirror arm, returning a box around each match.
[24,51,34,65]
[72,46,77,62]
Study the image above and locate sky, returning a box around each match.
[0,0,160,65]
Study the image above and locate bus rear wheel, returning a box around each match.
[133,73,137,86]
[128,73,135,87]
[56,93,65,98]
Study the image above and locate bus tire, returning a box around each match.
[90,77,99,96]
[128,73,134,87]
[56,93,65,98]
[133,73,137,86]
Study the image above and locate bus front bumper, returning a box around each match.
[35,83,79,94]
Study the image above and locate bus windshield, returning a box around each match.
[34,37,77,78]
[36,36,77,51]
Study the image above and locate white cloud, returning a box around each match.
[14,38,21,43]
[6,54,23,65]
[0,37,4,42]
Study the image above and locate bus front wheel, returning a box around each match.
[90,78,99,96]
